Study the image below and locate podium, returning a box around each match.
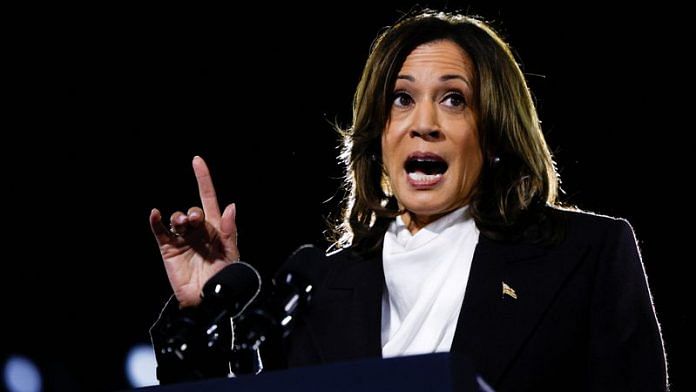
[139,353,491,391]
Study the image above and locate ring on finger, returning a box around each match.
[169,224,182,237]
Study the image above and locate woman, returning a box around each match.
[150,10,668,391]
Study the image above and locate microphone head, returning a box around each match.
[273,244,327,288]
[202,262,261,317]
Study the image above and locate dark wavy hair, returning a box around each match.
[330,10,560,253]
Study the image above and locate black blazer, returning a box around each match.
[285,209,668,391]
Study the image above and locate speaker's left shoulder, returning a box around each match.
[547,206,635,247]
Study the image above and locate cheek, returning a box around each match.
[453,135,483,178]
[465,151,483,183]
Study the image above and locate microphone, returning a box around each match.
[157,262,261,378]
[230,244,326,374]
[200,261,262,320]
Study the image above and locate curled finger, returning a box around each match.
[169,211,188,236]
[187,206,205,228]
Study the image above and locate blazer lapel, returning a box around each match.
[311,249,384,362]
[451,235,584,385]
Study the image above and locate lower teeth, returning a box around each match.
[408,172,442,182]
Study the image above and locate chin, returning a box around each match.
[400,197,454,218]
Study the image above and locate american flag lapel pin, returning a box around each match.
[502,282,518,299]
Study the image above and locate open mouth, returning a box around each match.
[404,152,448,186]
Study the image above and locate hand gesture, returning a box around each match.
[149,156,239,307]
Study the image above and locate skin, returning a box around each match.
[382,40,483,234]
[149,156,239,307]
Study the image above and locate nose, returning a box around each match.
[409,102,442,141]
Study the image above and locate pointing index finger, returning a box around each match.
[192,156,221,225]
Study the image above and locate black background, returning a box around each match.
[3,2,690,391]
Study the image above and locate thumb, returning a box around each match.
[220,203,239,261]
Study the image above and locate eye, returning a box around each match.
[392,92,413,108]
[442,92,466,108]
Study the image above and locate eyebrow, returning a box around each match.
[397,74,471,87]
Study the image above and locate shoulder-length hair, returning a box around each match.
[331,10,560,253]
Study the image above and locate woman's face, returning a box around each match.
[382,39,483,227]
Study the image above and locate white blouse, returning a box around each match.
[381,205,479,358]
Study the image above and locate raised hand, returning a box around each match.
[149,156,239,307]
